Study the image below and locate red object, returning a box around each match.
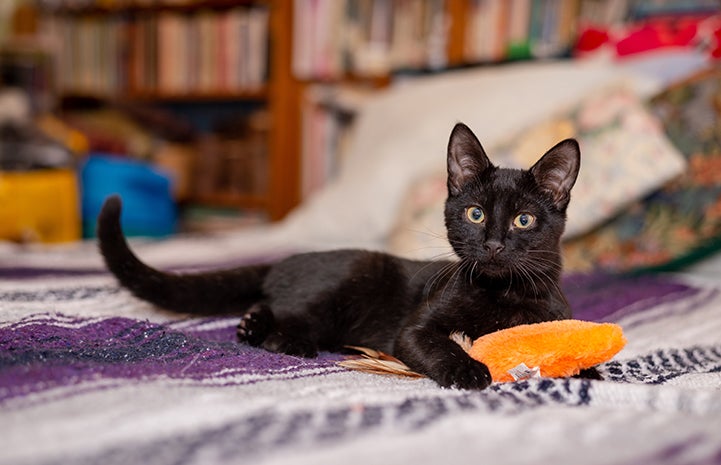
[574,14,721,59]
[712,25,721,58]
[575,27,610,53]
[616,17,699,56]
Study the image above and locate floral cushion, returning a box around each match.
[563,69,721,273]
[387,83,687,262]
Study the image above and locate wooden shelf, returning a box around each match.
[127,88,269,102]
[295,74,392,87]
[266,0,302,221]
[47,0,267,15]
[193,192,267,209]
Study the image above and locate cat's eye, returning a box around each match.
[466,206,485,224]
[513,213,536,229]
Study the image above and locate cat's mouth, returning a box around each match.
[479,265,510,279]
[473,257,512,278]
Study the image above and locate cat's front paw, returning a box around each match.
[237,304,274,346]
[436,358,492,390]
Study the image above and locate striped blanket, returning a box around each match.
[2,244,721,465]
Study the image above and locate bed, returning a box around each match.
[3,54,721,465]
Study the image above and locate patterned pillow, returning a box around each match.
[563,69,721,273]
[387,84,687,261]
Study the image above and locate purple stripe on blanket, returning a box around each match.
[563,274,696,322]
[0,315,341,403]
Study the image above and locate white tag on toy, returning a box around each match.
[508,363,541,381]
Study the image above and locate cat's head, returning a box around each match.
[444,123,580,281]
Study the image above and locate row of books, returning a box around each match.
[44,7,269,96]
[293,0,448,80]
[465,0,579,62]
[293,0,579,80]
[48,15,126,96]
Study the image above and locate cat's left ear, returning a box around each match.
[530,138,580,210]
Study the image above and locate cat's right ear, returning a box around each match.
[447,123,492,196]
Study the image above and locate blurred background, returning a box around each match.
[1,0,720,273]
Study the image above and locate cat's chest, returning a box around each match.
[447,291,551,339]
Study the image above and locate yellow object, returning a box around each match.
[0,169,80,243]
[468,320,626,383]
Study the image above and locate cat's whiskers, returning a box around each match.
[468,259,479,285]
[521,260,563,282]
[407,251,458,286]
[538,266,564,297]
[525,248,563,257]
[516,263,539,297]
[442,261,467,304]
[515,256,563,299]
[392,228,454,262]
[524,252,563,270]
[447,242,562,300]
[402,245,456,259]
[407,227,449,242]
[434,255,479,306]
[522,252,563,267]
[425,250,459,261]
[453,246,481,287]
[515,256,553,299]
[423,260,460,304]
[504,264,515,297]
[523,266,552,297]
[458,258,472,287]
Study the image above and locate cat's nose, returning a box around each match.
[483,241,505,256]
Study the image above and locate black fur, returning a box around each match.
[97,123,581,390]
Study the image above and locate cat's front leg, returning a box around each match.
[394,325,491,390]
[237,304,319,357]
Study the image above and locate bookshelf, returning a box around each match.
[38,0,303,221]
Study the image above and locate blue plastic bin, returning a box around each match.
[81,154,177,238]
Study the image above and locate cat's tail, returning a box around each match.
[97,195,271,314]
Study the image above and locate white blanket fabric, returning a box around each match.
[2,267,721,465]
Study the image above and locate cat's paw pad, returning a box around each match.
[262,332,318,358]
[237,305,274,346]
[438,358,492,390]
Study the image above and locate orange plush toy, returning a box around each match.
[467,320,626,382]
[341,319,626,384]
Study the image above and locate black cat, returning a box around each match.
[97,123,580,390]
